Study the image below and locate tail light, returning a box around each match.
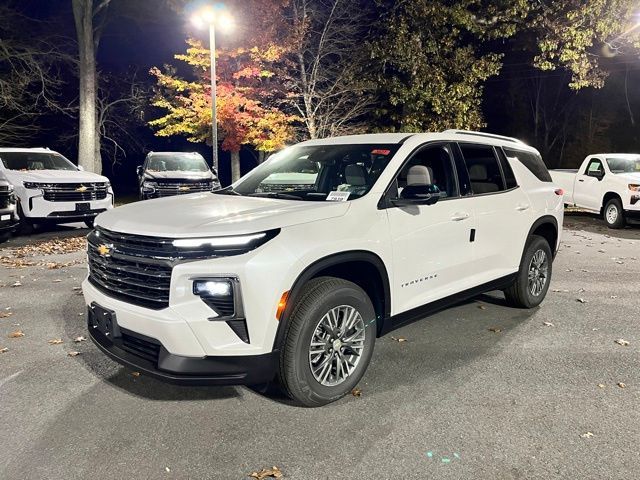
[554,188,564,196]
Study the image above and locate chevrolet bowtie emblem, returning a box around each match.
[97,244,111,256]
[179,186,190,191]
[75,185,88,192]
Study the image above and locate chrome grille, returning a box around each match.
[43,183,108,202]
[155,181,211,197]
[258,183,312,193]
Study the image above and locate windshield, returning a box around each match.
[146,154,209,173]
[606,156,640,174]
[0,152,78,171]
[228,144,400,201]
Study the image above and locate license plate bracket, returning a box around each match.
[89,303,121,339]
[76,202,90,212]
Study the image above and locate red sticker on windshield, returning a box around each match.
[371,149,391,155]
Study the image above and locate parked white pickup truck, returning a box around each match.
[550,154,640,228]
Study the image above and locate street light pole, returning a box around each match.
[209,23,218,173]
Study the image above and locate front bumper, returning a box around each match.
[0,209,18,233]
[88,305,279,385]
[20,191,114,221]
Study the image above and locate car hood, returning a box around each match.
[615,172,640,182]
[96,193,351,237]
[143,171,214,181]
[2,169,109,184]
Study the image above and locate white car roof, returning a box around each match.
[297,130,540,154]
[0,147,57,153]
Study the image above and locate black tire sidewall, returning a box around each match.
[604,199,625,229]
[519,236,553,308]
[287,282,376,405]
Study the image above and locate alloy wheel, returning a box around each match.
[528,249,548,297]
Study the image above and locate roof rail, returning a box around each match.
[441,129,525,145]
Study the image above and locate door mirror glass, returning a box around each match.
[587,169,604,180]
[393,184,441,206]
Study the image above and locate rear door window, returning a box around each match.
[503,148,552,182]
[458,144,506,194]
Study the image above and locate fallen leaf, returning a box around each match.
[477,304,487,310]
[53,279,62,283]
[611,295,619,299]
[580,432,594,438]
[249,466,283,479]
[131,371,141,377]
[615,339,630,346]
[617,382,626,388]
[543,322,554,327]
[73,336,86,343]
[67,351,81,357]
[48,338,63,345]
[488,327,502,333]
[0,311,13,318]
[0,347,8,353]
[11,281,22,287]
[391,336,408,343]
[8,330,24,338]
[351,387,362,397]
[165,467,170,473]
[576,298,587,304]
[597,384,606,389]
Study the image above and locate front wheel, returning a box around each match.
[604,198,626,229]
[504,235,553,309]
[278,277,377,407]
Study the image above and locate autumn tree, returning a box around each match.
[149,39,295,182]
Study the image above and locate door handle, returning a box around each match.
[516,204,530,212]
[578,179,585,182]
[451,212,470,221]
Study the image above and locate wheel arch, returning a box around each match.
[272,250,391,350]
[527,215,559,259]
[601,192,622,214]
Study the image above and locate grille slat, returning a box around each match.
[43,183,108,202]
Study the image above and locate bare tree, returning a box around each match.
[0,4,70,145]
[72,0,111,174]
[286,0,376,139]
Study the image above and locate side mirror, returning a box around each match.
[392,184,441,207]
[77,165,84,171]
[587,170,604,180]
[136,166,143,176]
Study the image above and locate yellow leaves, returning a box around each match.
[67,351,81,357]
[8,330,24,338]
[249,466,283,479]
[48,339,63,345]
[351,387,362,397]
[0,347,8,354]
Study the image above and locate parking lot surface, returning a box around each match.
[1,213,639,479]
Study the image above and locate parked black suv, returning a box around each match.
[137,152,221,200]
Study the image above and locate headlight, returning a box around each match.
[171,229,280,256]
[23,182,43,189]
[104,181,111,189]
[142,181,157,192]
[211,179,221,191]
[629,184,640,192]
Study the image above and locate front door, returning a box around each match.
[385,143,477,314]
[574,158,605,211]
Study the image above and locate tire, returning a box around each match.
[603,198,626,229]
[504,235,553,309]
[16,203,34,235]
[0,232,10,244]
[278,276,377,407]
[84,217,95,229]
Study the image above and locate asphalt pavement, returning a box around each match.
[1,212,639,479]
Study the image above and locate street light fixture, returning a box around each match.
[190,4,234,174]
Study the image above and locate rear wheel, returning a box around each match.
[604,198,626,229]
[278,277,376,407]
[504,235,553,309]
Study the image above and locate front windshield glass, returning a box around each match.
[146,154,209,173]
[228,144,400,201]
[0,152,77,171]
[606,156,640,174]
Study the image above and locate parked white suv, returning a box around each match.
[550,154,640,228]
[83,131,563,406]
[0,148,114,230]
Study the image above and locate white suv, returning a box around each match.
[83,131,563,406]
[0,148,114,230]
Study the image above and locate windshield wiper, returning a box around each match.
[247,192,303,200]
[215,186,241,195]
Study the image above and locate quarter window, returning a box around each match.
[503,148,552,182]
[459,144,505,194]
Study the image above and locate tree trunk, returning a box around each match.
[258,151,265,164]
[72,0,99,173]
[230,151,241,183]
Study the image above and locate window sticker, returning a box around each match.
[326,191,350,202]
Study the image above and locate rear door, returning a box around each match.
[574,158,605,211]
[455,143,533,283]
[384,142,478,313]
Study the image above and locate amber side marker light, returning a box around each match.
[276,291,289,320]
